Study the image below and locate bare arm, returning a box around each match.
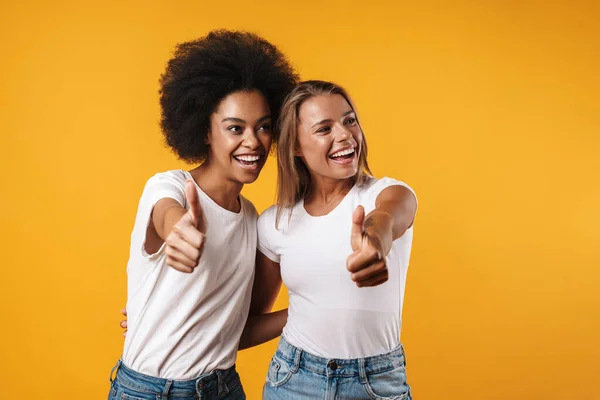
[238,251,286,350]
[363,185,418,256]
[146,180,207,273]
[144,198,187,254]
[347,185,417,287]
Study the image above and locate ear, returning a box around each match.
[204,128,211,145]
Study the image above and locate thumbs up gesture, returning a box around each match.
[346,206,391,287]
[165,180,207,273]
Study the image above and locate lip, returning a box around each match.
[233,153,265,171]
[328,146,355,158]
[329,153,356,165]
[232,152,265,158]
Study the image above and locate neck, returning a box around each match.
[306,175,354,205]
[189,161,243,212]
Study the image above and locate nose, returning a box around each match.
[334,123,352,142]
[242,128,260,149]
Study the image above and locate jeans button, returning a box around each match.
[328,361,338,371]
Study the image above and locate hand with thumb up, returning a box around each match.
[346,205,393,287]
[165,180,207,273]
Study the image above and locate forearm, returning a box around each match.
[367,205,412,239]
[364,204,414,257]
[153,201,187,240]
[367,185,417,246]
[363,210,394,256]
[238,309,288,350]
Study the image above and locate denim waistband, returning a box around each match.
[109,360,238,397]
[274,335,407,381]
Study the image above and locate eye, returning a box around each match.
[344,117,357,126]
[316,126,331,134]
[258,123,272,133]
[228,125,243,134]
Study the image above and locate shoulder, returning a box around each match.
[139,170,188,205]
[257,204,278,227]
[145,170,188,187]
[359,176,415,194]
[355,175,417,205]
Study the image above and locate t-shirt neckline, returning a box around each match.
[300,182,359,219]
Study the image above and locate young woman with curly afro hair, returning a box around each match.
[109,30,298,400]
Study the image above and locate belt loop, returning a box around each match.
[195,377,204,398]
[291,347,302,373]
[109,359,122,384]
[358,358,368,384]
[216,370,230,396]
[161,379,173,399]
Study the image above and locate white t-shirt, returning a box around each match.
[122,170,257,379]
[257,177,416,359]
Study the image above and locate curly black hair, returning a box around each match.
[159,30,299,163]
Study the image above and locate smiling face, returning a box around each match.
[205,90,273,185]
[295,93,363,183]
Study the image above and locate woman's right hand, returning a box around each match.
[120,308,127,337]
[162,180,207,273]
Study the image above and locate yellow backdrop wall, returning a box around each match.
[1,1,598,399]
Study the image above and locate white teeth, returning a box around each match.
[235,155,260,162]
[330,148,355,158]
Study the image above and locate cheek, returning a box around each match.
[211,133,239,158]
[299,138,326,161]
[260,135,272,152]
[353,129,363,145]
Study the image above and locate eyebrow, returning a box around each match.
[222,115,272,124]
[310,110,355,129]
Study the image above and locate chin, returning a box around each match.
[235,171,262,185]
[334,167,358,180]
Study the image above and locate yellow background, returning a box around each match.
[1,1,599,399]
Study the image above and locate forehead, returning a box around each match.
[298,94,353,124]
[214,90,271,119]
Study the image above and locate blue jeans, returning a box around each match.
[108,360,245,400]
[263,336,412,400]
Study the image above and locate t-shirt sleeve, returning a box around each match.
[134,171,187,259]
[257,206,281,263]
[143,172,187,210]
[367,177,418,226]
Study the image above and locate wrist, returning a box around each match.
[364,210,393,255]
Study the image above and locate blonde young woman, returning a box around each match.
[253,80,418,399]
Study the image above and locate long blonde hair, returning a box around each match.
[276,80,372,226]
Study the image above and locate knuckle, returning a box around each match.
[166,235,177,246]
[368,248,379,260]
[346,259,353,271]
